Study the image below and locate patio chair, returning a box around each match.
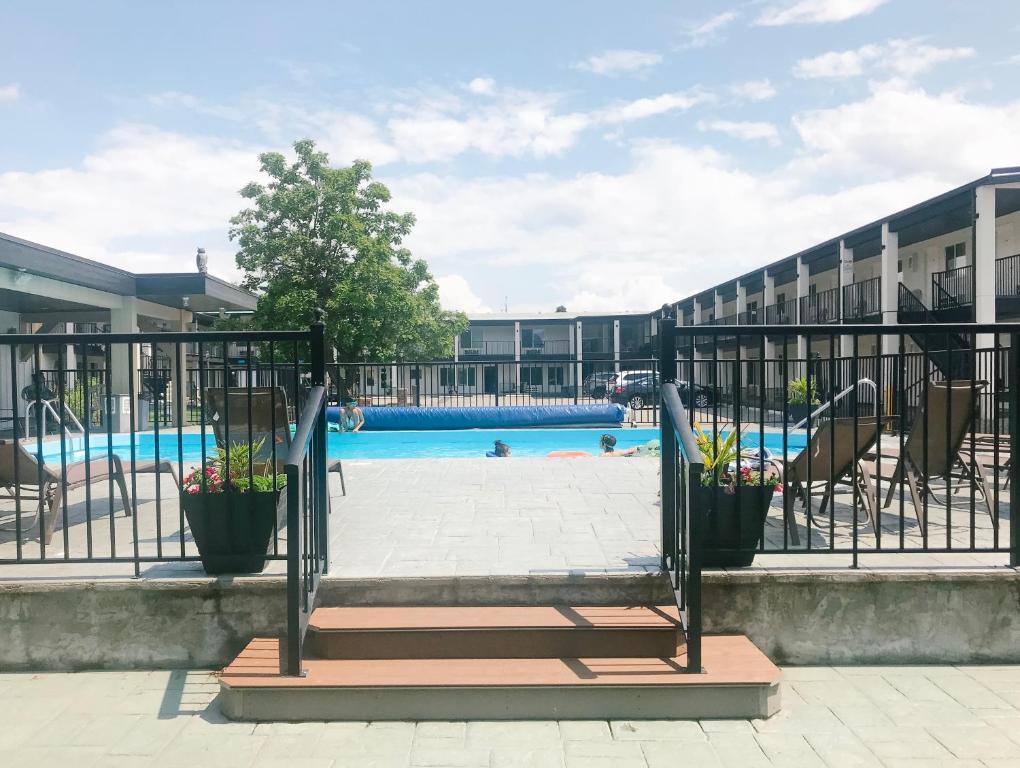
[783,416,886,539]
[0,439,178,544]
[204,387,346,495]
[881,381,993,534]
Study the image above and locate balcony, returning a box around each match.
[765,298,798,325]
[842,278,881,321]
[521,339,571,357]
[459,340,515,357]
[996,253,1020,299]
[799,286,840,324]
[737,308,763,325]
[931,264,973,310]
[581,338,611,356]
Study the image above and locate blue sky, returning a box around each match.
[1,0,1019,313]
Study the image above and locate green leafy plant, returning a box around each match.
[787,377,820,406]
[183,438,287,495]
[693,423,780,490]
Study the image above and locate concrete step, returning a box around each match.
[307,605,683,659]
[218,635,781,721]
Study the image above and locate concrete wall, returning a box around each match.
[2,571,1019,671]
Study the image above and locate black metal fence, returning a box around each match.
[0,328,320,573]
[664,319,1020,566]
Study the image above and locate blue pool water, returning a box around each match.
[39,428,808,463]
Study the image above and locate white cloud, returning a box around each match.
[0,83,20,102]
[572,49,663,76]
[679,11,739,49]
[0,124,257,279]
[467,77,496,95]
[791,84,1020,179]
[757,0,887,26]
[599,90,712,123]
[436,274,492,313]
[794,38,976,80]
[697,120,780,145]
[730,79,777,101]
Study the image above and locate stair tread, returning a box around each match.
[220,635,779,689]
[309,605,680,632]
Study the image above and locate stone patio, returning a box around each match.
[5,664,1020,766]
[0,457,1013,579]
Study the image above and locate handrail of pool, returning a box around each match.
[282,384,329,676]
[792,377,877,430]
[661,383,703,465]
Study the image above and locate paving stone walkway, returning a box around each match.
[5,665,1020,766]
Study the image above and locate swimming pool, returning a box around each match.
[39,427,808,463]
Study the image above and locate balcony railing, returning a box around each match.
[459,340,514,356]
[581,338,611,355]
[799,287,840,324]
[932,264,973,310]
[521,339,570,356]
[737,308,763,325]
[842,278,880,321]
[996,253,1020,299]
[765,298,798,325]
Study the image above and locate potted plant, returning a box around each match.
[692,425,780,567]
[787,377,820,423]
[181,439,287,575]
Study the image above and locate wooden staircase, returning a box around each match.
[218,604,780,721]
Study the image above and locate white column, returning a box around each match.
[881,222,899,353]
[575,319,583,397]
[975,185,997,349]
[736,281,747,318]
[839,240,854,357]
[513,321,521,391]
[109,297,139,398]
[763,273,777,388]
[714,291,724,321]
[797,256,809,364]
[453,331,460,362]
[612,318,621,374]
[692,299,704,361]
[162,309,191,427]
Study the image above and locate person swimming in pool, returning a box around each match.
[599,433,660,457]
[486,440,511,457]
[340,399,365,432]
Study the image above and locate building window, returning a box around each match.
[521,367,544,386]
[457,368,475,387]
[945,242,966,270]
[548,367,564,386]
[521,328,544,349]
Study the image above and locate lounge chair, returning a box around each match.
[0,439,179,544]
[204,387,346,495]
[881,381,994,533]
[783,416,887,539]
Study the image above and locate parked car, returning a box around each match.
[610,374,713,410]
[583,372,617,398]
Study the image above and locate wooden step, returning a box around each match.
[307,605,683,659]
[218,635,781,721]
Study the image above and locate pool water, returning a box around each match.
[40,428,808,463]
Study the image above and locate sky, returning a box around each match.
[1,0,1019,315]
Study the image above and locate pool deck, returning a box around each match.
[0,456,1012,580]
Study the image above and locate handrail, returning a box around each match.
[792,378,876,429]
[26,398,85,437]
[285,385,325,470]
[662,383,703,466]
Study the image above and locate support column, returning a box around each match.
[839,240,854,357]
[692,299,704,362]
[513,321,521,393]
[797,256,809,368]
[975,185,997,350]
[881,222,899,354]
[575,319,583,398]
[109,297,139,404]
[162,309,191,427]
[612,319,621,374]
[763,273,777,389]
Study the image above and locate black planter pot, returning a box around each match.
[694,484,776,567]
[787,403,813,423]
[182,490,283,575]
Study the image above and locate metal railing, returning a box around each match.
[459,340,514,356]
[800,287,840,324]
[765,298,798,325]
[842,278,881,321]
[657,317,702,672]
[521,339,571,356]
[932,264,974,309]
[668,321,1020,566]
[0,327,317,572]
[996,253,1020,299]
[281,323,329,676]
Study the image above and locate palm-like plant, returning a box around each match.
[693,423,738,486]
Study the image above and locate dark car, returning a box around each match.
[583,371,618,399]
[610,374,713,410]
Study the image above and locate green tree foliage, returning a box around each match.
[230,139,467,362]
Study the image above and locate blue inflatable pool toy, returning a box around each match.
[326,404,626,431]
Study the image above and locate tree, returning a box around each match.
[230,140,467,363]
